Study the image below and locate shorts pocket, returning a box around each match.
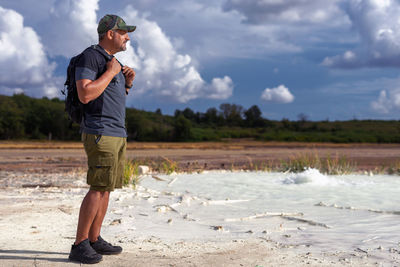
[87,156,115,187]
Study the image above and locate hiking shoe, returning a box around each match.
[90,236,123,255]
[69,239,102,264]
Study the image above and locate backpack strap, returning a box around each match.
[90,45,124,67]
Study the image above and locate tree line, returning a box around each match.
[1,94,400,143]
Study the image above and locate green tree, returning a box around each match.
[219,103,243,126]
[181,107,196,122]
[244,105,264,127]
[0,96,24,139]
[173,114,192,141]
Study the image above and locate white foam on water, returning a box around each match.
[282,168,344,186]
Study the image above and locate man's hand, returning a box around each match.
[122,66,135,87]
[77,57,124,104]
[107,57,122,76]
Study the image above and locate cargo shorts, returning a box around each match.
[82,133,126,192]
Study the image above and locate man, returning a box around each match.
[68,14,136,264]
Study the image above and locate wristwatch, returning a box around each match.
[125,83,132,95]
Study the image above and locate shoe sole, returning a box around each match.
[97,250,122,255]
[69,256,103,264]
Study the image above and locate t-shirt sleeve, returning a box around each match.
[75,50,98,81]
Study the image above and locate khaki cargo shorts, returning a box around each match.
[82,133,126,192]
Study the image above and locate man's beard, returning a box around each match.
[120,42,127,51]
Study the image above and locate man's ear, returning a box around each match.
[106,30,114,40]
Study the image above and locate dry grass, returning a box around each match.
[123,160,141,188]
[387,161,400,175]
[1,140,400,150]
[280,152,356,175]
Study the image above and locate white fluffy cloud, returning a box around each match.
[261,85,294,103]
[323,0,400,68]
[0,6,58,97]
[371,88,400,114]
[223,0,343,25]
[0,1,233,103]
[117,6,233,103]
[44,0,99,57]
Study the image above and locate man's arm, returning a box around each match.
[77,57,121,104]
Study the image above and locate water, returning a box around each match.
[115,169,400,255]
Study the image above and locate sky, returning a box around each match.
[1,0,400,121]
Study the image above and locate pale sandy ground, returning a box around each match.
[0,170,396,267]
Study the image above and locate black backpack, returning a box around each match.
[62,45,113,124]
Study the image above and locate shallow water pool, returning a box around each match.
[133,169,400,254]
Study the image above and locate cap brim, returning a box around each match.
[121,25,136,32]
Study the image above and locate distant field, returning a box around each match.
[1,140,400,150]
[1,140,400,174]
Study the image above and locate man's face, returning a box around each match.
[112,29,130,52]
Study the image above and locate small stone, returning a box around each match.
[211,226,224,231]
[157,206,171,213]
[138,165,150,175]
[110,219,122,225]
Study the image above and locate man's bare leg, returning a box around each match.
[89,191,110,242]
[75,190,103,245]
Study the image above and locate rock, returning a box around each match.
[211,225,224,231]
[110,219,122,225]
[156,206,171,213]
[138,165,150,175]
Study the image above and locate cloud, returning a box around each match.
[323,0,400,68]
[118,6,234,103]
[223,0,343,25]
[207,76,234,100]
[0,6,58,97]
[261,85,294,103]
[371,88,400,114]
[44,0,99,57]
[0,0,99,58]
[115,0,304,59]
[0,1,233,103]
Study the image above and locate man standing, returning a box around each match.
[68,14,136,264]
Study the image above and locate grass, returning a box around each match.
[387,161,400,175]
[160,156,180,174]
[123,160,141,188]
[280,152,356,175]
[123,157,182,188]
